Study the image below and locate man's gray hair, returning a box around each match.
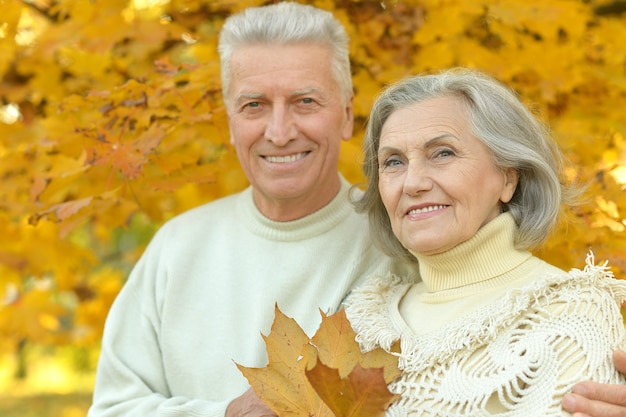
[218,2,353,107]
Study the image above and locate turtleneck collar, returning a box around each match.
[409,213,532,292]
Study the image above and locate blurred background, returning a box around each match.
[1,0,626,414]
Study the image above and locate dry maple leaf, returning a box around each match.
[237,305,332,416]
[237,305,400,417]
[306,361,398,417]
[309,309,401,383]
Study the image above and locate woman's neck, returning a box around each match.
[410,213,531,293]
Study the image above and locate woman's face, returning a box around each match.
[377,95,518,256]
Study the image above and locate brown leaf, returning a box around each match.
[306,361,399,417]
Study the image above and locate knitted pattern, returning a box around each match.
[346,254,626,416]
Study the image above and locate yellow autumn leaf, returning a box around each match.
[237,305,330,417]
[238,306,400,417]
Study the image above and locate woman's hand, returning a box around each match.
[562,350,626,417]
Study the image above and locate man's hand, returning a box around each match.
[562,350,626,417]
[225,388,277,417]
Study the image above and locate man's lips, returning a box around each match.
[263,152,309,163]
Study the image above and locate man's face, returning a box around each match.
[226,43,354,221]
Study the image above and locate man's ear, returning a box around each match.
[227,114,236,145]
[341,95,355,141]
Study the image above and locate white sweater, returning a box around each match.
[88,176,415,417]
[346,213,626,416]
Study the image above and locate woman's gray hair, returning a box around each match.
[218,2,353,107]
[356,68,579,264]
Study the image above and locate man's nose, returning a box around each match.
[265,105,297,146]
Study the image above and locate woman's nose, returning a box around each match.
[402,161,433,196]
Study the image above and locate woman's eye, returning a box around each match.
[381,157,402,169]
[435,149,455,158]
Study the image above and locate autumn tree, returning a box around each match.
[1,0,625,370]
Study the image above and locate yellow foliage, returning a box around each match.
[73,268,124,345]
[0,0,625,355]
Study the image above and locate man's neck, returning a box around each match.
[253,181,342,222]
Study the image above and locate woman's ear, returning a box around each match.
[500,168,519,204]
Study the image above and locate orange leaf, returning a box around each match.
[29,196,93,225]
[306,361,398,417]
[85,124,166,179]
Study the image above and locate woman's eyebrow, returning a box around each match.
[423,134,460,148]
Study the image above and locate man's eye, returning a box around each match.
[301,97,314,104]
[240,102,262,113]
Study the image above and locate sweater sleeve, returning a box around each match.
[87,231,231,417]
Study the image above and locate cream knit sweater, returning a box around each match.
[346,213,626,417]
[88,176,416,417]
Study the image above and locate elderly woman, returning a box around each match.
[345,68,626,416]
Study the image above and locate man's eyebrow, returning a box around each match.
[234,88,323,104]
[291,87,322,97]
[234,93,264,105]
